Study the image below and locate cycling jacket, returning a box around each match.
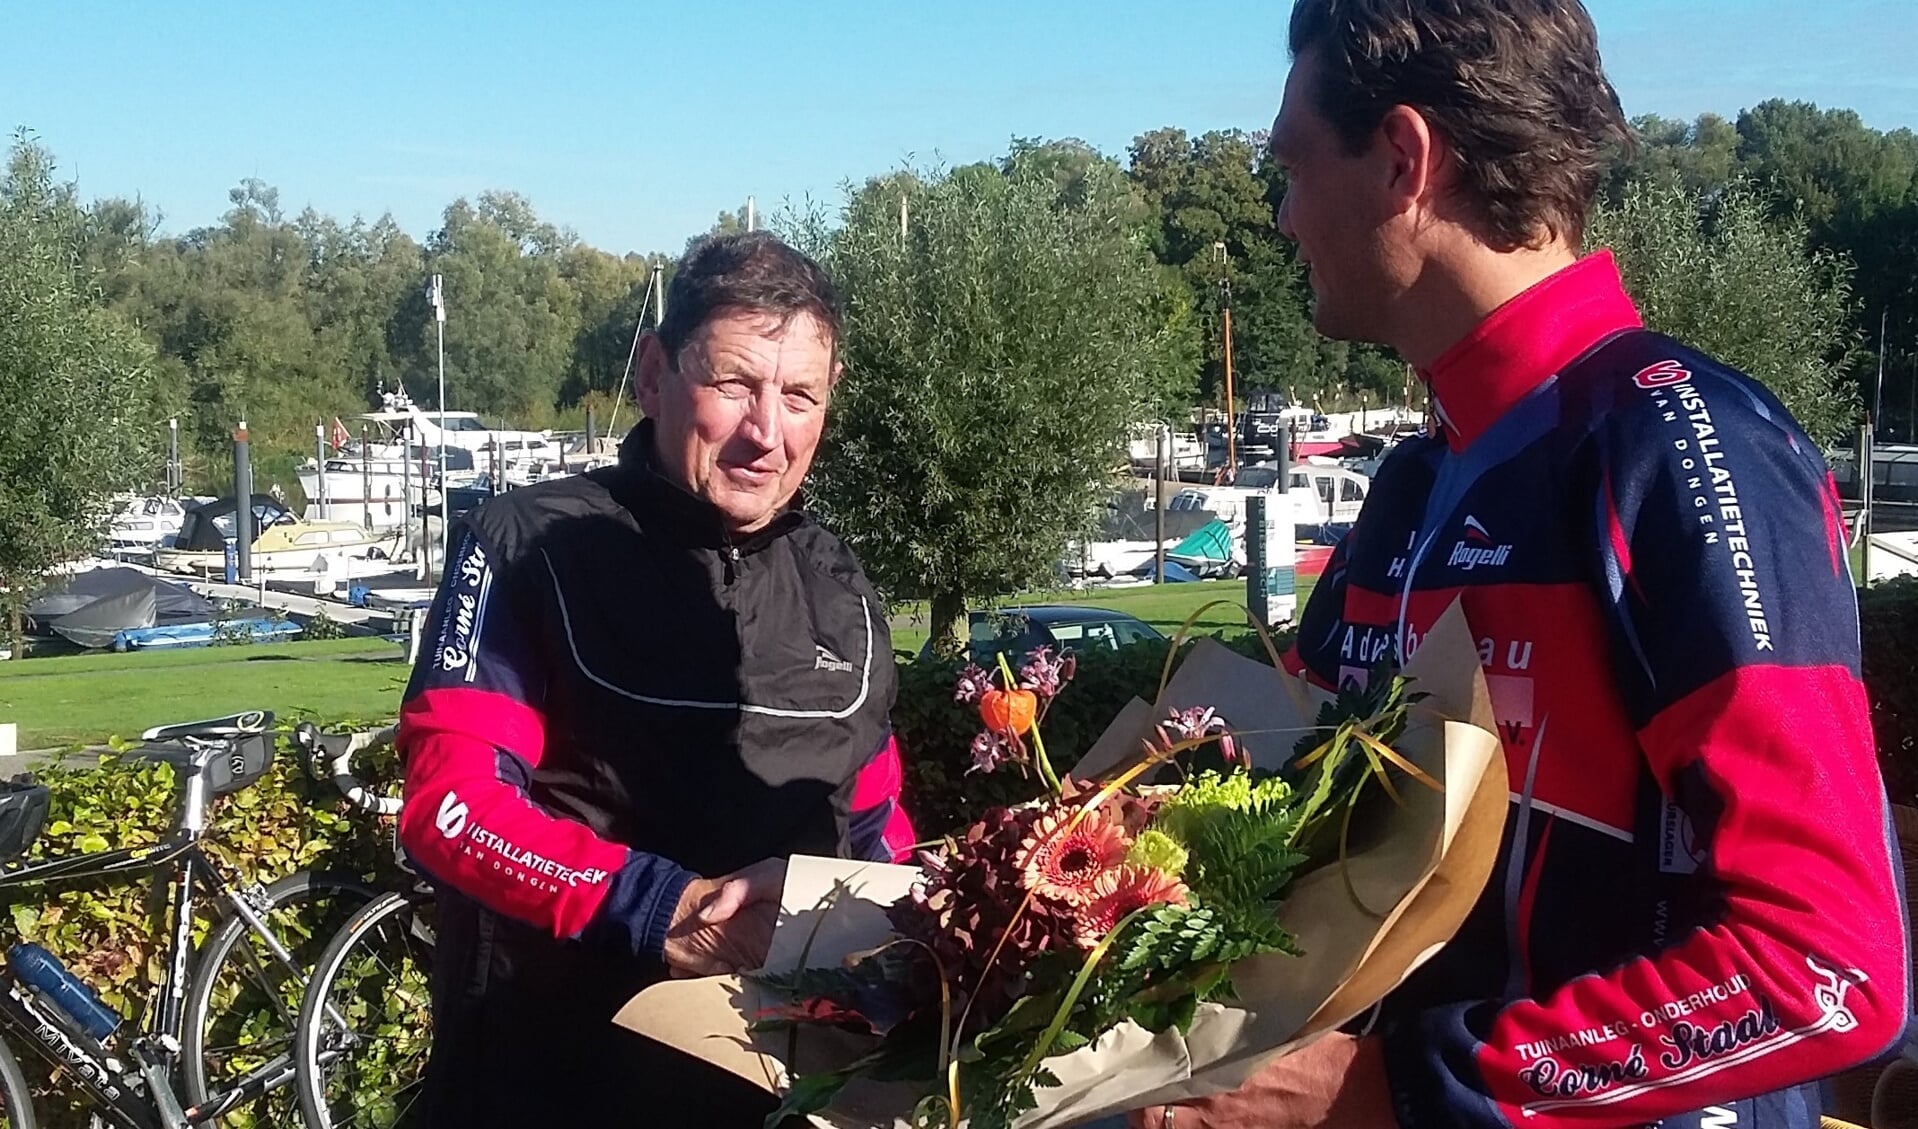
[1286,252,1908,1128]
[396,420,913,1126]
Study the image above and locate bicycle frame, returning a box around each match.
[0,745,314,1128]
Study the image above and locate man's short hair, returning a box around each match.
[1287,0,1631,250]
[657,231,843,361]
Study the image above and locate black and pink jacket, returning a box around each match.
[1287,253,1908,1128]
[395,422,913,1122]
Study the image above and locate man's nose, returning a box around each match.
[741,387,782,451]
[1275,188,1297,243]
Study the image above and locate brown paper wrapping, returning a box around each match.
[615,601,1507,1127]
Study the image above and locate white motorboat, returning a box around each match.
[153,494,403,577]
[302,388,574,518]
[107,495,190,556]
[1126,424,1208,474]
[298,449,475,529]
[1175,463,1371,530]
[374,387,566,469]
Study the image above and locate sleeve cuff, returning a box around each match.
[584,850,697,961]
[1380,1003,1509,1129]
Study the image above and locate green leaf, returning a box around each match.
[764,1071,854,1125]
[10,904,39,936]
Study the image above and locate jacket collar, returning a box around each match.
[608,420,805,552]
[1421,250,1643,452]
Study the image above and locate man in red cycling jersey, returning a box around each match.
[397,232,915,1127]
[1137,2,1908,1127]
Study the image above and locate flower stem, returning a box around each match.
[1030,723,1062,795]
[996,650,1062,795]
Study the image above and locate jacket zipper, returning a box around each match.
[723,543,740,585]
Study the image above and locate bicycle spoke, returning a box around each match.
[309,905,436,1129]
[333,1077,425,1128]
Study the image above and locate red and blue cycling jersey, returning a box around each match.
[1286,252,1909,1127]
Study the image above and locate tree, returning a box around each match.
[558,246,666,406]
[1734,103,1918,367]
[1606,102,1918,429]
[1123,127,1401,408]
[0,135,162,654]
[799,152,1179,649]
[1603,113,1742,202]
[395,193,581,423]
[1591,178,1861,444]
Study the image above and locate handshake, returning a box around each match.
[663,857,787,978]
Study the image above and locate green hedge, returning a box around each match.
[2,727,405,1129]
[900,580,1918,835]
[896,629,1295,837]
[1863,577,1918,806]
[5,580,1914,1127]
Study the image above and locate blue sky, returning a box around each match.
[4,1,1913,257]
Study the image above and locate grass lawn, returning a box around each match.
[1,577,1328,747]
[888,576,1318,655]
[0,637,410,749]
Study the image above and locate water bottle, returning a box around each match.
[7,942,122,1041]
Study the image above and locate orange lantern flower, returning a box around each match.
[979,687,1038,737]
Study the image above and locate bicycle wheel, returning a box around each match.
[296,889,435,1129]
[0,1035,34,1129]
[181,870,375,1128]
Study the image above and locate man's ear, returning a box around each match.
[635,331,669,419]
[1377,104,1444,217]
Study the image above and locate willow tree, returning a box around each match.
[0,135,161,655]
[1592,178,1862,444]
[801,149,1183,651]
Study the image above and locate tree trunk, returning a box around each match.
[928,587,969,658]
[6,603,20,661]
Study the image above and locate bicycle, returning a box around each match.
[289,724,435,1129]
[0,711,375,1129]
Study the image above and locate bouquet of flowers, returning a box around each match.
[614,602,1506,1129]
[753,628,1440,1129]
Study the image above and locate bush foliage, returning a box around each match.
[1,723,404,1128]
[4,580,1914,1125]
[1862,578,1918,805]
[896,629,1294,837]
[901,581,1918,835]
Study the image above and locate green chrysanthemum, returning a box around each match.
[1125,828,1189,877]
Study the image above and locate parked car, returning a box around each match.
[920,605,1167,663]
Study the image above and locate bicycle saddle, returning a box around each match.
[140,710,274,743]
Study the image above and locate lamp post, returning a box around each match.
[428,273,448,578]
[1215,242,1237,482]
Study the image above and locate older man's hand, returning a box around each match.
[1125,1033,1397,1129]
[664,857,786,977]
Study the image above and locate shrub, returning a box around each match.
[2,720,405,1128]
[896,630,1293,838]
[897,588,1918,833]
[1862,577,1918,805]
[301,607,349,641]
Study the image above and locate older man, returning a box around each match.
[1139,1,1908,1127]
[396,232,914,1127]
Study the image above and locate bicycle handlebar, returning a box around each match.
[292,723,404,817]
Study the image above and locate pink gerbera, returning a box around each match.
[1072,865,1190,949]
[1013,808,1130,906]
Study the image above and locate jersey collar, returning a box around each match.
[1421,250,1643,452]
[610,420,804,552]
